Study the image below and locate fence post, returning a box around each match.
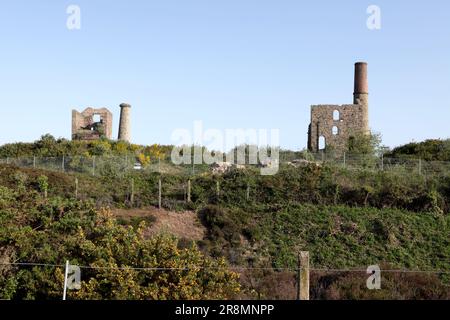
[216,181,220,199]
[296,253,301,300]
[92,156,96,176]
[381,154,384,171]
[418,159,422,175]
[62,156,65,172]
[6,157,9,165]
[343,152,346,168]
[158,179,162,209]
[246,183,250,201]
[75,178,79,199]
[297,251,310,301]
[130,178,135,206]
[187,179,191,203]
[33,156,36,169]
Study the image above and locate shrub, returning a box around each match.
[37,175,49,198]
[0,197,240,300]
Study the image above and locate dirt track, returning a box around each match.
[111,207,205,241]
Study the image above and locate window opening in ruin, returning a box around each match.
[332,126,339,135]
[93,114,101,123]
[333,110,340,121]
[319,136,326,150]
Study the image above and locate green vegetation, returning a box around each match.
[0,185,239,300]
[0,134,173,163]
[0,136,449,300]
[347,132,385,156]
[198,204,449,270]
[386,139,450,161]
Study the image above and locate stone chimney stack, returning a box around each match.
[353,62,369,133]
[118,103,131,142]
[354,62,368,97]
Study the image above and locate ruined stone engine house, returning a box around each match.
[72,104,131,142]
[308,62,370,154]
[72,108,113,141]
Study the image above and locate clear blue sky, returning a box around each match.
[0,0,449,150]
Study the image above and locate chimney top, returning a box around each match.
[120,103,131,108]
[354,62,368,95]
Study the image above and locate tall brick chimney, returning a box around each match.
[353,62,369,133]
[118,103,131,142]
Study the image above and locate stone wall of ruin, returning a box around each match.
[72,107,113,140]
[308,103,368,154]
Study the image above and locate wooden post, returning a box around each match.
[158,179,162,209]
[33,156,36,169]
[216,181,220,199]
[75,178,79,199]
[299,251,310,300]
[187,179,191,203]
[343,152,346,168]
[246,183,250,201]
[92,156,96,176]
[130,179,135,206]
[296,254,301,301]
[158,157,161,173]
[62,155,65,172]
[381,154,384,171]
[418,159,422,175]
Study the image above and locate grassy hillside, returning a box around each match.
[198,204,449,271]
[0,136,449,299]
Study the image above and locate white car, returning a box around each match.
[133,162,142,170]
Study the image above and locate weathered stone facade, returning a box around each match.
[72,108,113,140]
[308,62,370,154]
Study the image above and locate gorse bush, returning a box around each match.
[0,192,240,300]
[0,134,174,159]
[386,139,450,161]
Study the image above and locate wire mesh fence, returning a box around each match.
[1,154,450,177]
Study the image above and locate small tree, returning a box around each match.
[37,175,49,198]
[347,132,383,156]
[13,172,28,193]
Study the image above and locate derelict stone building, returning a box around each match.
[72,108,113,140]
[308,62,370,154]
[72,104,132,142]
